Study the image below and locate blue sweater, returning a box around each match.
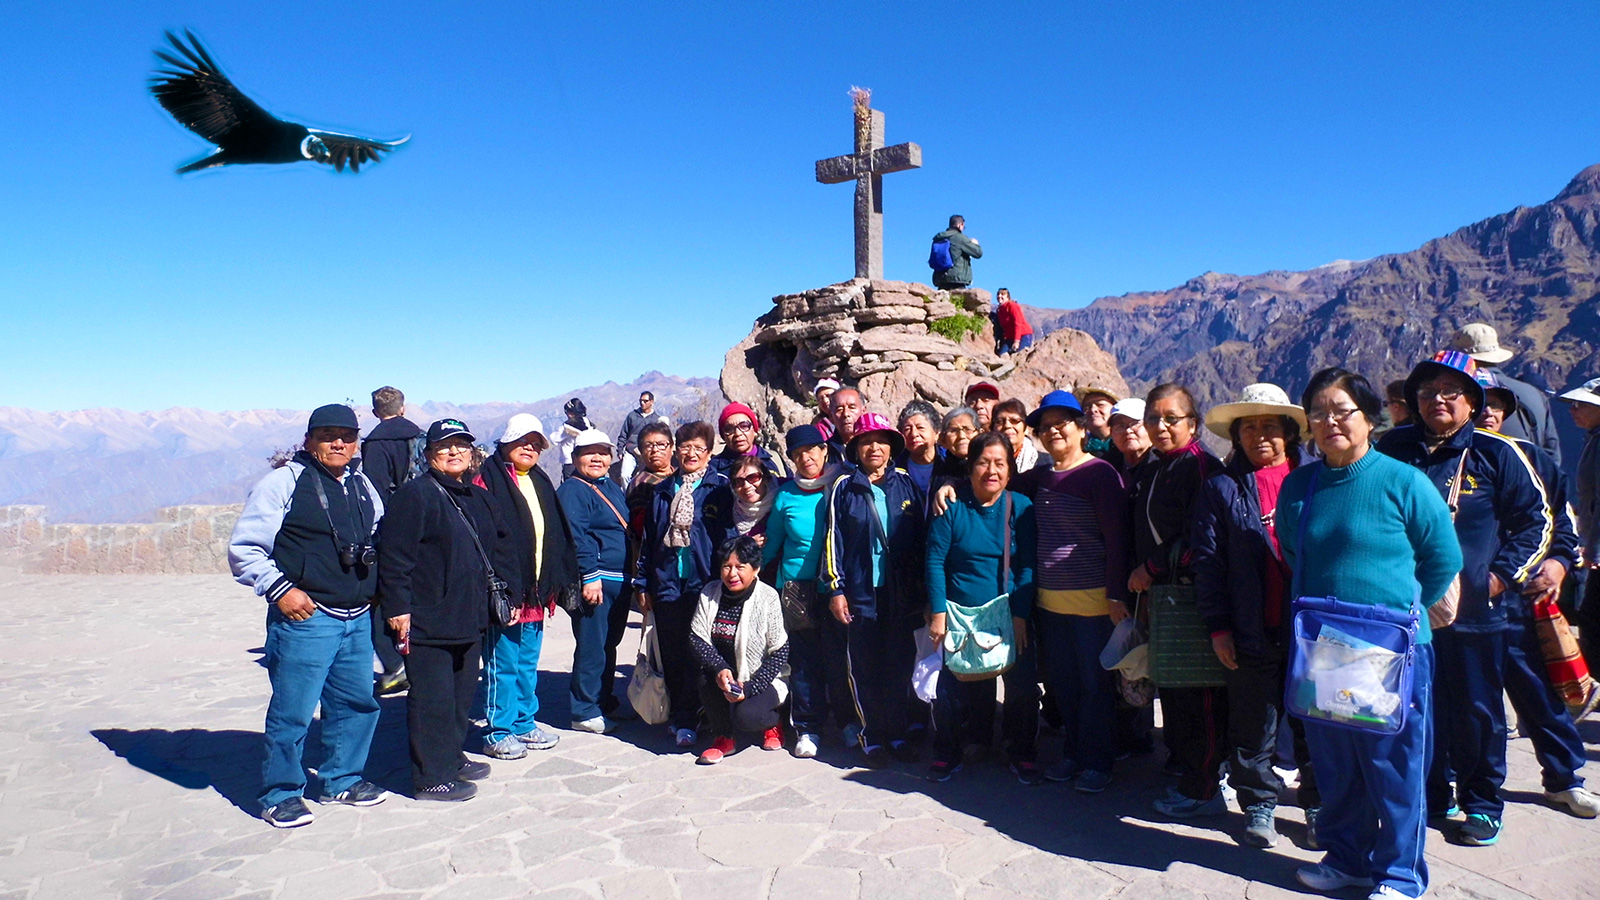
[925,486,1037,619]
[1276,450,1462,644]
[556,474,630,585]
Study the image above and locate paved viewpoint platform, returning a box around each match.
[1,570,1597,900]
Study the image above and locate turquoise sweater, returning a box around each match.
[762,481,828,587]
[1276,449,1461,644]
[926,487,1037,618]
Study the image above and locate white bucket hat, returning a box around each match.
[1205,383,1308,440]
[1558,377,1600,407]
[1451,322,1514,365]
[497,413,548,447]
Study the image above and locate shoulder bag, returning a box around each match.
[1147,543,1228,688]
[627,612,671,725]
[430,479,516,628]
[942,494,1018,682]
[1284,465,1420,735]
[1428,450,1468,629]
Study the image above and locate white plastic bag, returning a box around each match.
[911,626,942,703]
[627,613,671,725]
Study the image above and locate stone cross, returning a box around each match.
[815,92,922,280]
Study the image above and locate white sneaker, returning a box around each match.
[1368,886,1408,900]
[674,728,697,748]
[793,734,819,759]
[1545,786,1600,819]
[571,716,616,734]
[1295,864,1373,892]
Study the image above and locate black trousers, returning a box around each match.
[1225,648,1318,810]
[406,640,481,789]
[652,598,703,731]
[931,643,1040,764]
[1161,685,1229,801]
[700,681,783,736]
[822,612,917,749]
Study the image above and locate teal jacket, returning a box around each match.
[932,228,983,287]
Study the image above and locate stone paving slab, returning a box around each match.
[0,569,1597,899]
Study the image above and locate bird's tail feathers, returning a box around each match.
[175,151,227,174]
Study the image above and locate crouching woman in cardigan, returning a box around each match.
[690,535,790,764]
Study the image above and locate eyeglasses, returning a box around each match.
[1143,414,1194,429]
[1416,387,1465,403]
[995,417,1026,429]
[678,444,709,456]
[734,472,767,487]
[720,421,755,435]
[641,441,672,453]
[1308,407,1361,424]
[945,426,978,437]
[431,444,473,456]
[1038,419,1078,434]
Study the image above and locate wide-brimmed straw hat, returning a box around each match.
[1204,383,1308,440]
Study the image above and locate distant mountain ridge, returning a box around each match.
[0,372,723,524]
[1030,163,1600,434]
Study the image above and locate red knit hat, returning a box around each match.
[718,402,760,431]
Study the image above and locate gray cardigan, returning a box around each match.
[690,581,790,703]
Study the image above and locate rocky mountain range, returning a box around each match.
[0,373,724,524]
[1030,163,1600,446]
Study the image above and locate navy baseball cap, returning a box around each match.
[307,404,359,432]
[426,418,477,445]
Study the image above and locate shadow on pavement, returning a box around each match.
[93,727,265,816]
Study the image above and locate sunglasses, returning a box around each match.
[735,472,767,486]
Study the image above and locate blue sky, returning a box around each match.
[4,1,1598,411]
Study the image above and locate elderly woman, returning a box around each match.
[896,400,947,497]
[473,414,579,760]
[822,412,926,765]
[638,422,737,748]
[764,425,838,758]
[1376,351,1554,848]
[1078,387,1120,460]
[1279,368,1461,897]
[1126,384,1227,819]
[1012,390,1129,792]
[1191,384,1318,849]
[691,535,790,764]
[557,429,633,734]
[934,406,982,485]
[380,419,517,802]
[991,398,1042,473]
[730,456,777,543]
[925,432,1038,782]
[1108,399,1152,479]
[712,402,786,480]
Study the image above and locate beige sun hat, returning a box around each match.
[1451,322,1514,365]
[1205,383,1308,440]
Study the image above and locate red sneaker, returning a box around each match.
[698,736,736,765]
[761,726,784,751]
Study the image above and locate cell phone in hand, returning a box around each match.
[726,682,743,697]
[396,635,409,655]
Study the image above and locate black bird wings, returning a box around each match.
[149,30,277,145]
[307,130,411,173]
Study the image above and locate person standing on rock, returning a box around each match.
[361,386,422,695]
[1453,323,1562,465]
[931,214,982,291]
[230,404,388,827]
[995,288,1034,355]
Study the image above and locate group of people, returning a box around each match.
[229,321,1600,900]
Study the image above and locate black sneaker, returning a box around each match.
[1456,813,1502,846]
[415,780,478,802]
[318,780,388,807]
[1304,806,1321,850]
[376,667,409,696]
[925,760,964,783]
[457,760,491,781]
[1010,760,1045,786]
[262,797,314,828]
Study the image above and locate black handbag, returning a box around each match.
[431,479,516,628]
[780,579,817,632]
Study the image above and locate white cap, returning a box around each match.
[814,377,842,394]
[571,428,614,452]
[1108,397,1145,424]
[1558,377,1600,407]
[497,413,547,445]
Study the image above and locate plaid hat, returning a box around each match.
[1404,350,1484,413]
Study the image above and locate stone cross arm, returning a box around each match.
[814,142,923,184]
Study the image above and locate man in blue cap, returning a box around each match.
[229,404,388,827]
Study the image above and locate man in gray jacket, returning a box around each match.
[229,404,388,828]
[931,214,983,290]
[1454,322,1562,464]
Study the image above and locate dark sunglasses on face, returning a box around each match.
[735,472,766,486]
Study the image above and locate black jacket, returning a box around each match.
[474,453,580,608]
[378,470,517,645]
[1131,442,1221,582]
[1191,448,1313,656]
[362,416,422,499]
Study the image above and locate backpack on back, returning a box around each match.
[403,434,429,484]
[929,238,954,273]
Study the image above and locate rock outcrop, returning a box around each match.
[722,278,1128,440]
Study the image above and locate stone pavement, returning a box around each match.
[0,569,1596,900]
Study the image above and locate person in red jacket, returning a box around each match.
[995,288,1034,355]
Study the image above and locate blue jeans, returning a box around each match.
[1034,611,1116,773]
[261,606,381,809]
[483,619,545,742]
[1305,641,1433,898]
[570,581,623,722]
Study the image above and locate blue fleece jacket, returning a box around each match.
[556,473,630,585]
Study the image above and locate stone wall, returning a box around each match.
[0,504,241,575]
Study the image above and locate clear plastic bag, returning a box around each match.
[1285,596,1416,734]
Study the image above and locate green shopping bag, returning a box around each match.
[941,494,1017,682]
[1146,545,1227,689]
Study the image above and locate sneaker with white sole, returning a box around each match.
[793,734,820,759]
[675,728,697,748]
[1368,886,1408,900]
[1295,863,1373,892]
[571,716,616,734]
[1544,786,1600,819]
[517,726,561,751]
[1153,791,1226,818]
[482,735,528,759]
[262,797,314,828]
[317,780,388,807]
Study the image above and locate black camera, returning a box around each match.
[341,543,377,568]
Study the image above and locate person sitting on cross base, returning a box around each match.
[995,288,1034,355]
[932,214,982,291]
[230,403,388,828]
